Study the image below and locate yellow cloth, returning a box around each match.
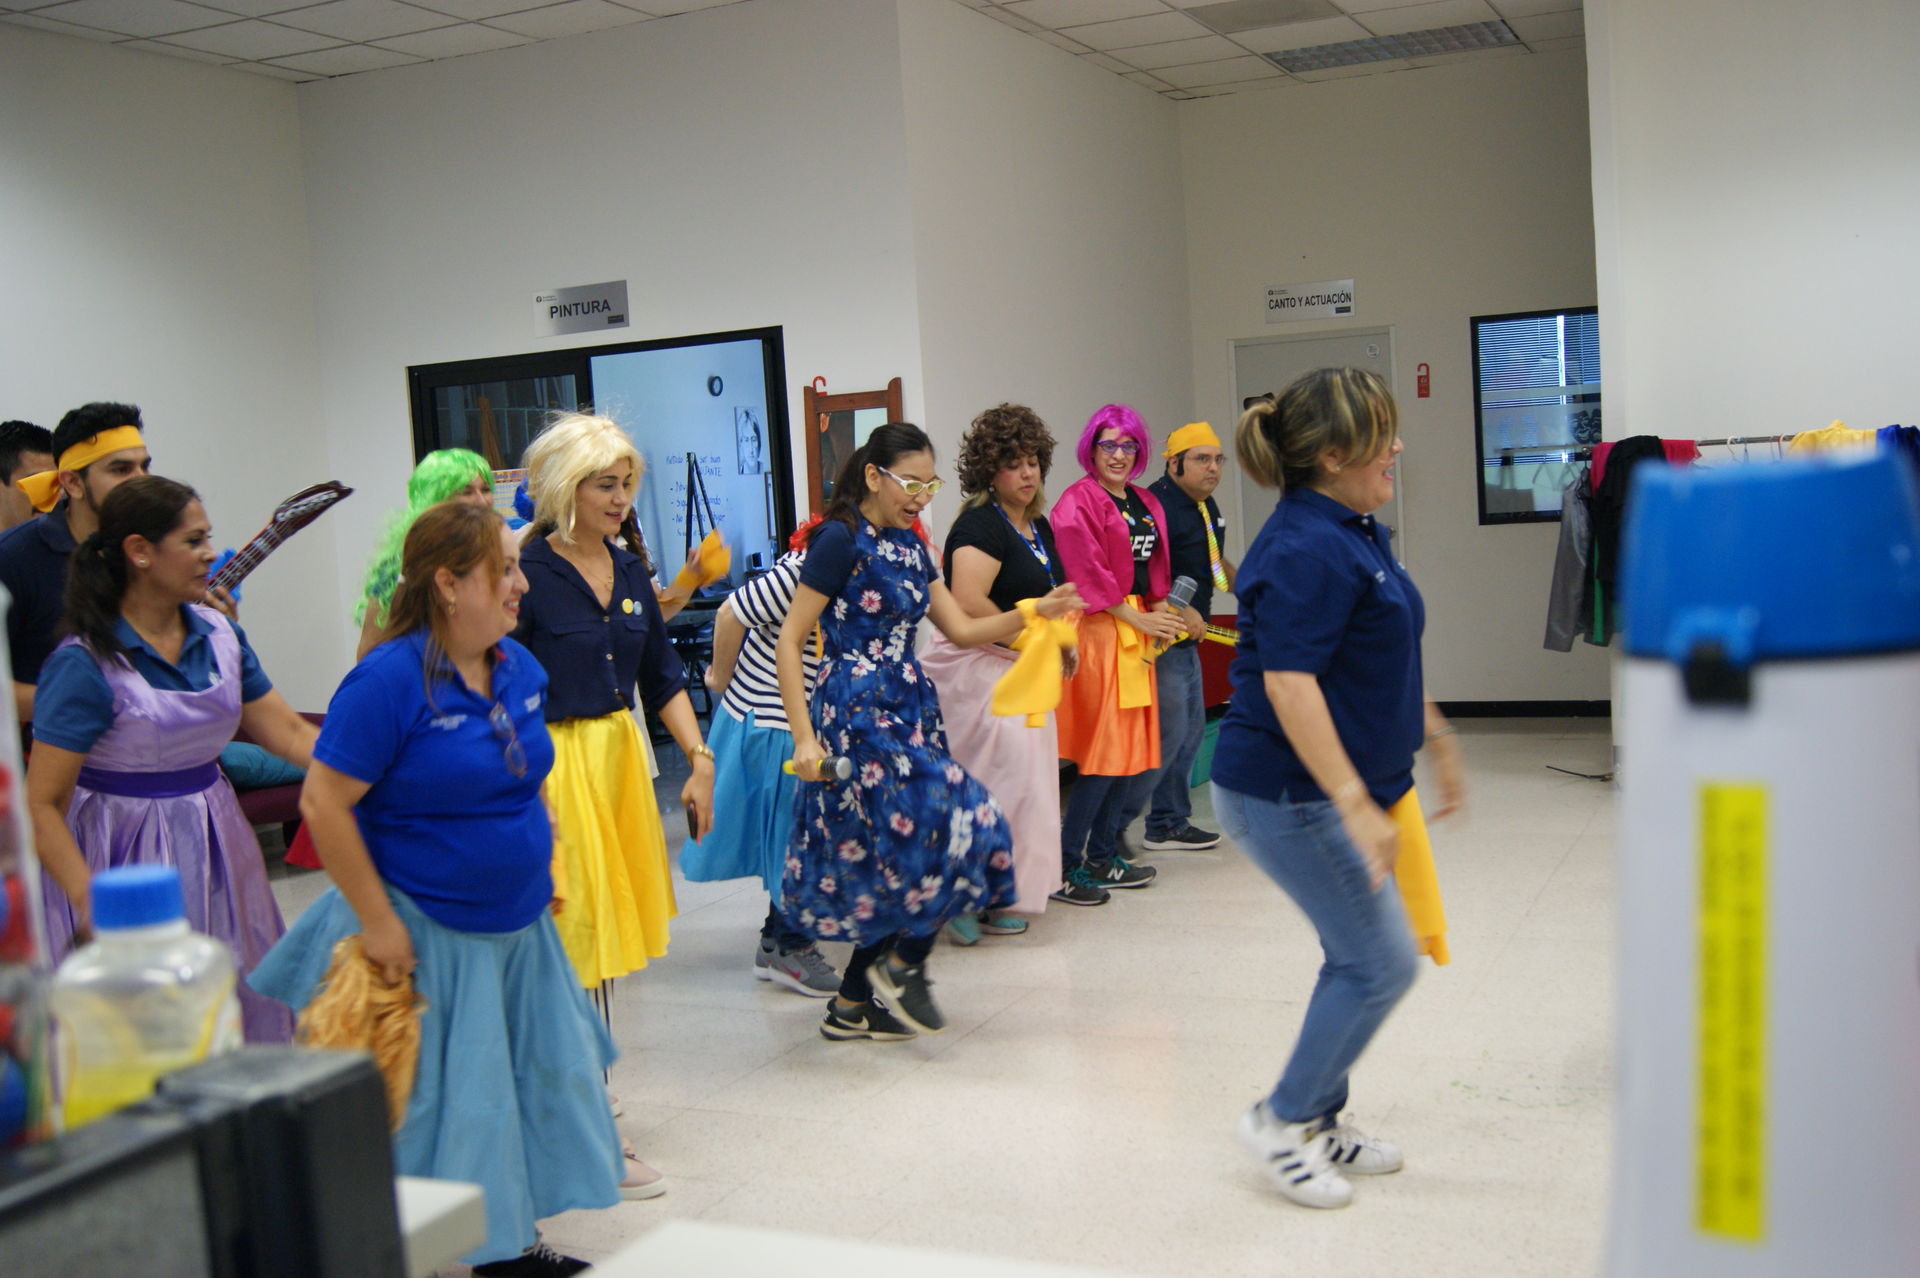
[16,425,144,512]
[1114,593,1157,708]
[295,935,425,1131]
[1786,420,1875,454]
[991,598,1078,727]
[1163,421,1220,458]
[546,709,676,986]
[1390,788,1449,965]
[667,528,732,599]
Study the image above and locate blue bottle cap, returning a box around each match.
[1623,451,1920,665]
[90,866,187,931]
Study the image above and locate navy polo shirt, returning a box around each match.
[318,631,556,933]
[1149,474,1227,646]
[33,608,273,754]
[0,506,77,686]
[513,535,688,723]
[1213,488,1425,810]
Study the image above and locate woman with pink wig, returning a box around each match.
[1047,405,1184,905]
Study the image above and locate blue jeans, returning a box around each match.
[1060,769,1156,869]
[1212,782,1418,1124]
[1144,643,1205,836]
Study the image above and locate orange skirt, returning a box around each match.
[1055,611,1160,777]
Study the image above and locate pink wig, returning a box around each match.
[1075,404,1152,482]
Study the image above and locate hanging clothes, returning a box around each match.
[1877,424,1920,476]
[1544,467,1595,652]
[1787,420,1875,454]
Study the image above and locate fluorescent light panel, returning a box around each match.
[1264,20,1519,72]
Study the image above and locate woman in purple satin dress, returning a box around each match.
[26,476,317,1042]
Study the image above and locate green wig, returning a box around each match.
[355,448,492,625]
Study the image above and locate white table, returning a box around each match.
[395,1175,486,1277]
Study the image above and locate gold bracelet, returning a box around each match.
[688,743,715,761]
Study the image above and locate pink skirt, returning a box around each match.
[919,635,1060,914]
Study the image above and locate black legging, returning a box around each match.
[839,932,935,1003]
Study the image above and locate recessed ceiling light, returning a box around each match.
[1184,0,1343,36]
[1264,20,1520,73]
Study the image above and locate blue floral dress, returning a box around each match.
[785,520,1016,945]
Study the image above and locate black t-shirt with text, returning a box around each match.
[942,502,1065,615]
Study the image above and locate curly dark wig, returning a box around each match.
[956,404,1055,505]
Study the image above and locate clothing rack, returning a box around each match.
[1489,432,1800,467]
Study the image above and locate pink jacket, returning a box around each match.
[1049,474,1172,614]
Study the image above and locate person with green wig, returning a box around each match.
[355,449,494,660]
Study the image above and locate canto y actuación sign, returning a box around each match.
[1265,278,1355,324]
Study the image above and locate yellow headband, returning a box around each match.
[16,426,146,513]
[1164,421,1220,458]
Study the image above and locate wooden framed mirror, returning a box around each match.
[801,377,904,516]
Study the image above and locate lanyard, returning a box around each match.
[994,502,1052,575]
[1201,500,1229,591]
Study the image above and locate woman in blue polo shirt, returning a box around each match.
[251,502,620,1278]
[27,476,317,1044]
[1212,369,1466,1212]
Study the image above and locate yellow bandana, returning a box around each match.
[16,426,146,513]
[1163,421,1221,459]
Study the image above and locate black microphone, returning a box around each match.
[1154,575,1199,652]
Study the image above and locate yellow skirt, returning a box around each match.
[547,710,676,987]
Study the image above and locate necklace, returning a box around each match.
[994,501,1051,572]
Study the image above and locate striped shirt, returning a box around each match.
[720,551,819,732]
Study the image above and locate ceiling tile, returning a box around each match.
[117,36,237,62]
[1507,9,1579,39]
[159,17,342,56]
[272,0,447,40]
[1404,42,1528,67]
[1486,0,1581,17]
[980,7,1041,32]
[1527,33,1585,51]
[1104,33,1245,69]
[233,58,323,79]
[486,0,650,38]
[30,0,232,37]
[407,0,582,20]
[0,10,119,38]
[1231,13,1366,51]
[1155,54,1281,86]
[1028,27,1093,53]
[1121,68,1175,89]
[183,0,332,16]
[1359,0,1500,37]
[1182,0,1337,33]
[638,0,749,11]
[0,1,76,10]
[1078,49,1130,71]
[266,40,419,71]
[371,20,532,56]
[998,0,1164,26]
[1061,10,1211,50]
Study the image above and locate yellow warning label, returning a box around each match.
[1697,782,1767,1242]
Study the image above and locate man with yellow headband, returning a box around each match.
[1135,421,1238,852]
[0,402,154,725]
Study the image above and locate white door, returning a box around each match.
[1228,329,1398,559]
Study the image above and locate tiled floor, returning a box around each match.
[272,718,1618,1277]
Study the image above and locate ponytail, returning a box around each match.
[1235,368,1398,494]
[1235,396,1285,493]
[62,475,200,663]
[808,421,934,547]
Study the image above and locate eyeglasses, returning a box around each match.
[876,465,944,498]
[1094,440,1140,457]
[488,701,528,779]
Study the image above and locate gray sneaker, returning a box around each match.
[755,938,839,998]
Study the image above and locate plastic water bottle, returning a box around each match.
[50,865,242,1128]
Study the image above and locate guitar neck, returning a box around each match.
[209,527,287,592]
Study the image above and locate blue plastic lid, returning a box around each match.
[90,865,187,930]
[1622,451,1920,665]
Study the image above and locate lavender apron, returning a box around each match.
[39,607,294,1043]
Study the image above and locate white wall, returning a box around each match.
[0,27,338,709]
[896,0,1190,528]
[1179,50,1609,702]
[296,0,927,640]
[1588,0,1920,442]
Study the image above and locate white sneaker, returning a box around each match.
[1238,1102,1354,1209]
[1323,1115,1403,1175]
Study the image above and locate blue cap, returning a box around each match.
[1622,451,1920,666]
[90,865,187,931]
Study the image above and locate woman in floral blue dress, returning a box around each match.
[777,423,1082,1042]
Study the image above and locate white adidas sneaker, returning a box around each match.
[1237,1102,1354,1209]
[1323,1115,1404,1175]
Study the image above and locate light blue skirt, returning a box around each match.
[249,887,622,1266]
[678,706,796,896]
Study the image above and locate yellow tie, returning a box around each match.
[1202,505,1228,592]
[991,599,1078,727]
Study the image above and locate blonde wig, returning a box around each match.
[521,412,644,546]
